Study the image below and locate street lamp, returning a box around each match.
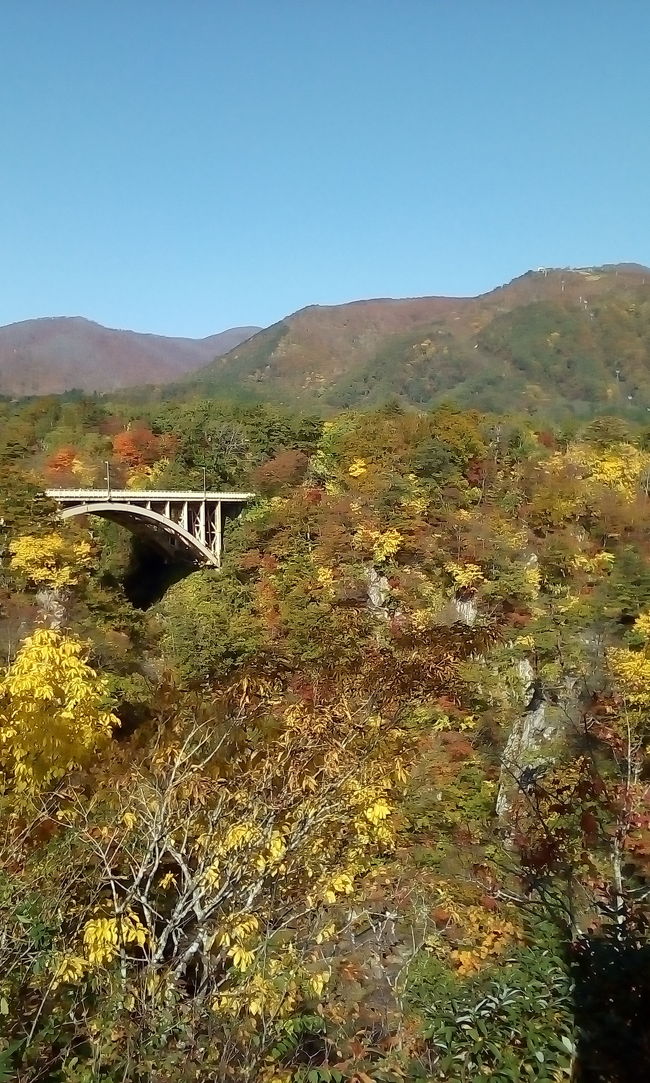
[104,461,112,499]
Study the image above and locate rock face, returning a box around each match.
[35,589,66,630]
[366,567,391,615]
[496,660,548,819]
[495,657,585,823]
[452,596,478,627]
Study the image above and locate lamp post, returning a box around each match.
[104,461,112,500]
[202,467,207,495]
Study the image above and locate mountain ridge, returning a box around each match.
[5,263,650,413]
[0,317,260,396]
[184,264,650,415]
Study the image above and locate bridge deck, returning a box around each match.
[46,489,254,501]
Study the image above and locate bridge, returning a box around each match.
[46,489,255,567]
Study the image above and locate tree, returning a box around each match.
[8,531,93,591]
[0,627,117,793]
[0,683,407,1081]
[156,569,264,683]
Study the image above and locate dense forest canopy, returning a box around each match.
[3,388,650,1080]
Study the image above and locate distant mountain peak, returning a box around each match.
[0,319,260,396]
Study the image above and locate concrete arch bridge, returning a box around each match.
[46,489,254,567]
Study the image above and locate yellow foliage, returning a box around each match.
[315,565,334,587]
[573,551,616,574]
[522,563,541,597]
[555,442,650,498]
[315,564,336,598]
[50,952,88,988]
[229,944,255,971]
[82,911,148,967]
[431,713,478,733]
[9,532,93,590]
[0,629,118,792]
[449,907,521,975]
[126,458,170,490]
[402,496,429,514]
[400,473,429,515]
[348,458,367,477]
[353,525,403,563]
[29,690,408,1050]
[322,871,354,904]
[308,968,331,997]
[212,949,330,1025]
[223,822,259,851]
[365,798,392,824]
[445,561,484,589]
[315,922,336,944]
[608,646,650,707]
[634,611,650,642]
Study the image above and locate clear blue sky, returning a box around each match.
[1,1,649,337]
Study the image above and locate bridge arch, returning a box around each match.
[59,501,220,567]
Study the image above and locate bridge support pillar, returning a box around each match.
[215,501,222,567]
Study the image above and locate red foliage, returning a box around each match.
[466,457,487,484]
[252,450,309,495]
[45,444,77,479]
[239,551,263,571]
[479,893,498,911]
[432,906,452,925]
[112,424,166,468]
[438,732,474,762]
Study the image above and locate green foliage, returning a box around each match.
[408,925,574,1081]
[155,568,264,682]
[412,404,487,486]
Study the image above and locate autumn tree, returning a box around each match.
[0,627,117,794]
[0,680,409,1081]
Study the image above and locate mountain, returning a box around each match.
[0,318,260,396]
[186,264,650,416]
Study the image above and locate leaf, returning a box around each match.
[0,1040,24,1083]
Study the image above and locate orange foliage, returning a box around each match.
[45,445,77,480]
[111,424,174,468]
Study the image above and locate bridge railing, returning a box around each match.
[46,489,255,501]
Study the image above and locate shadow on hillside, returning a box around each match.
[123,537,192,608]
[570,918,650,1081]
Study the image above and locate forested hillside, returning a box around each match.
[7,265,650,418]
[0,319,260,396]
[2,393,650,1079]
[187,265,650,417]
